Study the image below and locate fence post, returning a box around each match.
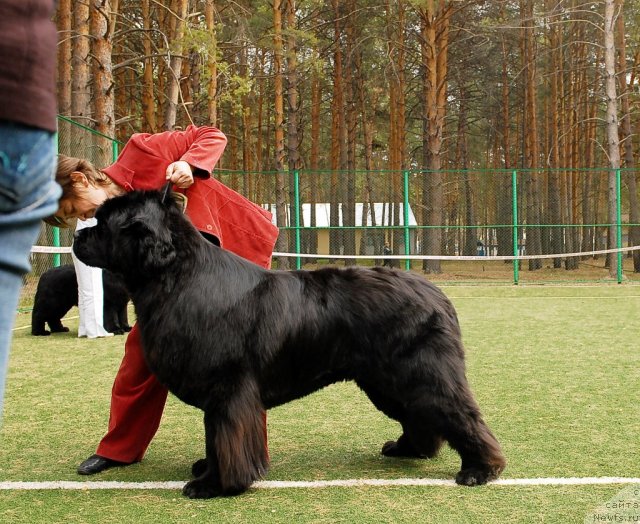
[112,137,119,163]
[294,169,301,270]
[512,169,519,285]
[616,168,623,283]
[53,130,60,267]
[403,170,410,270]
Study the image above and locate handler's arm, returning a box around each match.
[143,125,228,177]
[178,126,227,177]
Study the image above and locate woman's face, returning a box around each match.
[55,171,110,222]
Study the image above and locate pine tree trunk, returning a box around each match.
[164,0,189,130]
[419,2,450,274]
[273,0,289,269]
[286,0,300,256]
[72,1,91,125]
[615,0,639,271]
[330,0,345,259]
[546,0,562,268]
[308,49,321,262]
[604,0,621,277]
[204,0,218,127]
[497,25,513,259]
[141,0,156,132]
[91,0,116,148]
[520,0,542,270]
[343,0,357,263]
[56,0,72,116]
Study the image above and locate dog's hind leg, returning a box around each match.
[31,311,50,336]
[402,389,506,486]
[358,381,443,459]
[358,381,404,420]
[388,325,505,485]
[47,318,69,333]
[183,377,269,499]
[443,392,506,486]
[381,426,444,459]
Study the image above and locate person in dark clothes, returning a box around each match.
[0,0,61,415]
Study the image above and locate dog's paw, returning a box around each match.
[108,324,132,335]
[191,458,207,477]
[455,466,500,486]
[381,440,402,456]
[381,439,425,458]
[182,478,220,499]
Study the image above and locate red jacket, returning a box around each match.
[102,125,278,268]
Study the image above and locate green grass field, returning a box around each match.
[2,285,640,523]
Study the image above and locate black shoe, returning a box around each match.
[77,454,129,475]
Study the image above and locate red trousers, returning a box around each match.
[96,323,268,463]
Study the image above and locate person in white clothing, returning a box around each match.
[72,218,113,339]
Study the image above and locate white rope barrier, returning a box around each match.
[273,245,640,262]
[31,246,72,254]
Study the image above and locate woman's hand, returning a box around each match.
[166,161,194,188]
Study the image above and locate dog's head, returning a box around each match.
[73,186,190,280]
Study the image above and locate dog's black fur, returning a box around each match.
[31,264,131,336]
[73,188,506,499]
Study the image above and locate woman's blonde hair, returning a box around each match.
[43,155,112,227]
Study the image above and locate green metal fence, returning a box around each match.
[219,168,640,285]
[22,117,640,307]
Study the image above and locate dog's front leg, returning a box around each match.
[183,410,224,499]
[183,380,269,499]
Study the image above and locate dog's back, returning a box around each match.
[254,264,460,407]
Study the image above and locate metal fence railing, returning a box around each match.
[219,168,640,285]
[22,117,640,308]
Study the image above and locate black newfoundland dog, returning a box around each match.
[72,188,506,499]
[31,264,131,336]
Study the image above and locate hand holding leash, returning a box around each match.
[166,161,194,188]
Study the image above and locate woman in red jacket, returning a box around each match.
[47,125,279,474]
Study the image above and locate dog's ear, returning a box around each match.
[124,214,177,272]
[141,227,176,272]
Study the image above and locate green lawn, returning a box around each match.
[1,285,639,523]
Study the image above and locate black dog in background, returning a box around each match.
[31,264,131,336]
[73,188,506,499]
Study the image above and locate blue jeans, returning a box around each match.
[0,123,61,417]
